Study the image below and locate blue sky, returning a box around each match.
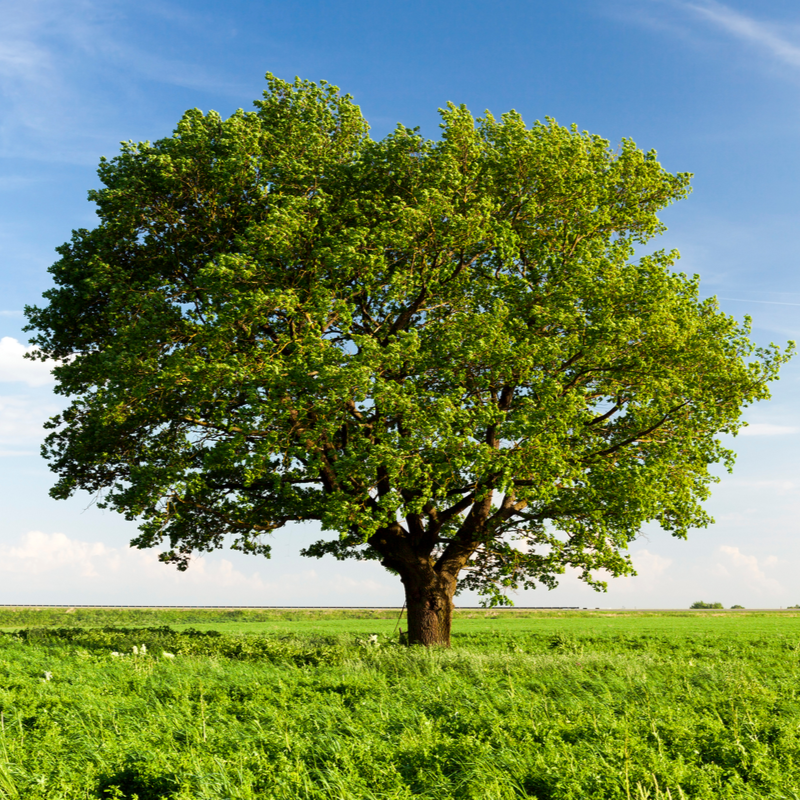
[2,0,800,608]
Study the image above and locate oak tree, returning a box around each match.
[25,75,790,645]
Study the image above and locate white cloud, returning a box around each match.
[716,544,783,595]
[0,529,400,605]
[0,530,267,592]
[606,548,674,594]
[739,423,799,436]
[554,548,675,598]
[0,394,61,450]
[0,338,64,453]
[0,530,114,577]
[0,337,57,386]
[632,549,673,577]
[329,574,389,594]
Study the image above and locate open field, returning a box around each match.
[1,605,798,634]
[1,609,800,799]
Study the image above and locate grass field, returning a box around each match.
[1,608,799,799]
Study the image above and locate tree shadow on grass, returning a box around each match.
[95,757,177,800]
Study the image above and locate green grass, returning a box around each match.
[1,609,800,798]
[0,605,797,635]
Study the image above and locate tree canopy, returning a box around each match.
[25,75,791,645]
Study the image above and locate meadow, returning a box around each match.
[0,608,799,799]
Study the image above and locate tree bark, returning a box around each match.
[401,567,456,647]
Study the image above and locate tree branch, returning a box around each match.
[588,401,690,460]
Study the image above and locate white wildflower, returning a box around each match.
[162,651,175,659]
[140,644,147,655]
[111,652,120,657]
[132,645,139,656]
[42,671,52,681]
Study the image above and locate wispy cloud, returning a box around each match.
[616,1,800,79]
[0,0,108,160]
[723,478,798,493]
[0,0,245,163]
[681,1,800,69]
[739,423,800,437]
[719,297,800,308]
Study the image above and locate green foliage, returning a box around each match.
[690,602,724,610]
[13,626,344,666]
[1,613,800,798]
[24,73,792,613]
[731,605,745,610]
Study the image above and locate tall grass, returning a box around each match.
[0,619,799,798]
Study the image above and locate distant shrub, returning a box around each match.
[731,605,745,609]
[690,601,724,609]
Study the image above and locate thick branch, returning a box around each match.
[386,283,428,340]
[589,401,690,460]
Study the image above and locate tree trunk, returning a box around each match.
[401,568,456,647]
